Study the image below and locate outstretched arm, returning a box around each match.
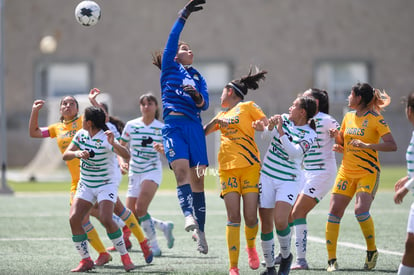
[162,0,206,71]
[89,88,109,123]
[29,100,48,138]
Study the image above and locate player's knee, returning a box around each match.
[405,233,414,253]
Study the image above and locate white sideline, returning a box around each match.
[0,235,403,257]
[308,236,403,257]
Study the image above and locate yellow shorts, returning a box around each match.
[332,168,380,198]
[219,163,260,197]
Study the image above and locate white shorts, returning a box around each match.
[259,173,300,209]
[127,169,162,198]
[301,165,337,202]
[75,181,118,204]
[407,202,414,233]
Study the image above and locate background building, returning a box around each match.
[3,0,414,171]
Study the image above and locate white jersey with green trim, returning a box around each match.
[405,131,414,194]
[72,129,119,187]
[261,113,317,182]
[120,117,164,176]
[303,112,339,171]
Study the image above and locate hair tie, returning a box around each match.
[228,82,245,99]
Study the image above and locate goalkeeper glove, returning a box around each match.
[179,0,206,20]
[182,85,203,105]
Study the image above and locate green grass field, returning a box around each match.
[0,165,410,274]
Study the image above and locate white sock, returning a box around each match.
[112,214,125,228]
[141,217,159,251]
[277,230,292,259]
[261,238,275,268]
[294,223,307,259]
[109,234,127,255]
[73,239,90,259]
[398,263,414,275]
[152,217,165,231]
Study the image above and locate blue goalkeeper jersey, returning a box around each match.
[160,17,209,123]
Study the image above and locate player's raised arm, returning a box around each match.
[29,100,47,138]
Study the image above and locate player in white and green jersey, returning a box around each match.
[290,88,340,270]
[119,93,175,257]
[394,91,414,275]
[63,106,136,272]
[257,96,317,275]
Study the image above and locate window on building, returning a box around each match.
[35,61,92,99]
[194,60,233,94]
[314,60,371,103]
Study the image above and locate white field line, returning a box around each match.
[0,235,403,257]
[0,208,408,218]
[308,236,403,257]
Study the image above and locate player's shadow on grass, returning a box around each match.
[128,249,219,260]
[101,264,181,274]
[310,267,397,273]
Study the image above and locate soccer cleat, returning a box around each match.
[184,214,198,232]
[278,253,293,275]
[364,250,378,270]
[71,257,94,272]
[327,258,338,272]
[194,229,208,254]
[152,247,162,257]
[246,247,260,270]
[139,239,153,264]
[229,267,240,275]
[192,231,198,242]
[121,253,135,272]
[163,221,175,249]
[94,252,112,266]
[274,253,282,265]
[122,225,133,250]
[290,258,309,270]
[262,253,281,267]
[260,266,277,275]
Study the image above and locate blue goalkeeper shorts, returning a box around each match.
[162,115,209,168]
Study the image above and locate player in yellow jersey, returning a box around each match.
[326,83,397,272]
[204,67,268,275]
[29,96,112,267]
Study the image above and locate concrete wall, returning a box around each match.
[3,0,414,167]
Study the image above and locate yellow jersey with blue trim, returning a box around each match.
[339,110,391,176]
[48,115,83,185]
[214,101,266,170]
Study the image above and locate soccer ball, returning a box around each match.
[75,1,101,27]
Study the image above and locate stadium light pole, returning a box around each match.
[0,0,13,194]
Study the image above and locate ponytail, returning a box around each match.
[298,96,317,130]
[226,66,267,99]
[371,88,391,113]
[152,50,162,70]
[308,118,316,131]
